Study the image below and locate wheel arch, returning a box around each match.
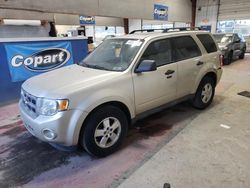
[193,71,217,94]
[87,101,132,124]
[203,72,217,85]
[77,100,132,145]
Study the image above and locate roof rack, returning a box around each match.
[130,29,165,34]
[129,27,201,34]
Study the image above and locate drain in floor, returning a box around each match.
[238,91,250,98]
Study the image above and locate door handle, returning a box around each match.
[196,61,204,66]
[165,70,175,75]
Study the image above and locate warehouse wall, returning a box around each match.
[98,0,192,22]
[0,0,192,23]
[98,0,153,20]
[195,0,219,33]
[0,25,50,38]
[154,0,192,22]
[95,17,124,27]
[0,8,54,21]
[0,0,99,17]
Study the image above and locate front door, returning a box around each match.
[132,38,177,114]
[233,34,241,56]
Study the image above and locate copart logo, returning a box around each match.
[79,16,95,22]
[11,48,71,72]
[154,8,168,16]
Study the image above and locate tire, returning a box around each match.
[192,76,215,110]
[224,51,233,65]
[80,105,128,157]
[239,49,245,59]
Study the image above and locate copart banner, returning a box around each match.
[5,41,74,82]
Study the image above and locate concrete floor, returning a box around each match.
[0,55,250,188]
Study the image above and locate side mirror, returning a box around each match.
[135,60,157,73]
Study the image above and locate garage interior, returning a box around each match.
[0,0,250,188]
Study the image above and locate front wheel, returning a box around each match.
[192,76,215,109]
[224,51,233,65]
[80,105,128,157]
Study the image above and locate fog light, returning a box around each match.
[43,129,57,140]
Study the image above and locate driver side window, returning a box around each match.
[141,39,172,67]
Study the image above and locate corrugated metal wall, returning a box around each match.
[219,0,250,20]
[195,0,219,33]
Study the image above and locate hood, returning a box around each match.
[218,43,229,50]
[22,64,120,98]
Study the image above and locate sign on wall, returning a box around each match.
[79,16,95,25]
[154,4,168,21]
[200,25,212,32]
[5,41,74,82]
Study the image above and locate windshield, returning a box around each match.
[213,34,233,43]
[80,38,143,71]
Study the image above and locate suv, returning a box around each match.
[20,30,222,157]
[213,33,246,65]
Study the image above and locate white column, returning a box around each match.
[128,19,142,33]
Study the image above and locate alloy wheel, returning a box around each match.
[201,83,213,103]
[94,117,121,148]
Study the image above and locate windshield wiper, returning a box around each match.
[82,63,110,71]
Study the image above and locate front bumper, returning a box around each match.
[19,101,88,146]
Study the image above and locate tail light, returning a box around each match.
[219,54,224,67]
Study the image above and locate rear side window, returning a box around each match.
[172,36,201,62]
[141,39,172,67]
[197,34,217,53]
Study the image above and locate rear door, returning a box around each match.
[196,34,219,65]
[172,35,203,98]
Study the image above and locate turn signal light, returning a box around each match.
[58,99,69,111]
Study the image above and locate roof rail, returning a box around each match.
[129,27,201,34]
[129,29,165,34]
[163,27,201,32]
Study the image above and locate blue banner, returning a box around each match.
[80,16,95,25]
[154,4,168,21]
[5,41,74,82]
[200,25,212,32]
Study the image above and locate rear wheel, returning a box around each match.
[80,105,128,157]
[192,76,215,109]
[239,48,245,59]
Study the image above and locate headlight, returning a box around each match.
[36,98,69,116]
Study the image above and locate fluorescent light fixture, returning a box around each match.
[3,19,41,26]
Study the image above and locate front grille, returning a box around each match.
[21,89,38,118]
